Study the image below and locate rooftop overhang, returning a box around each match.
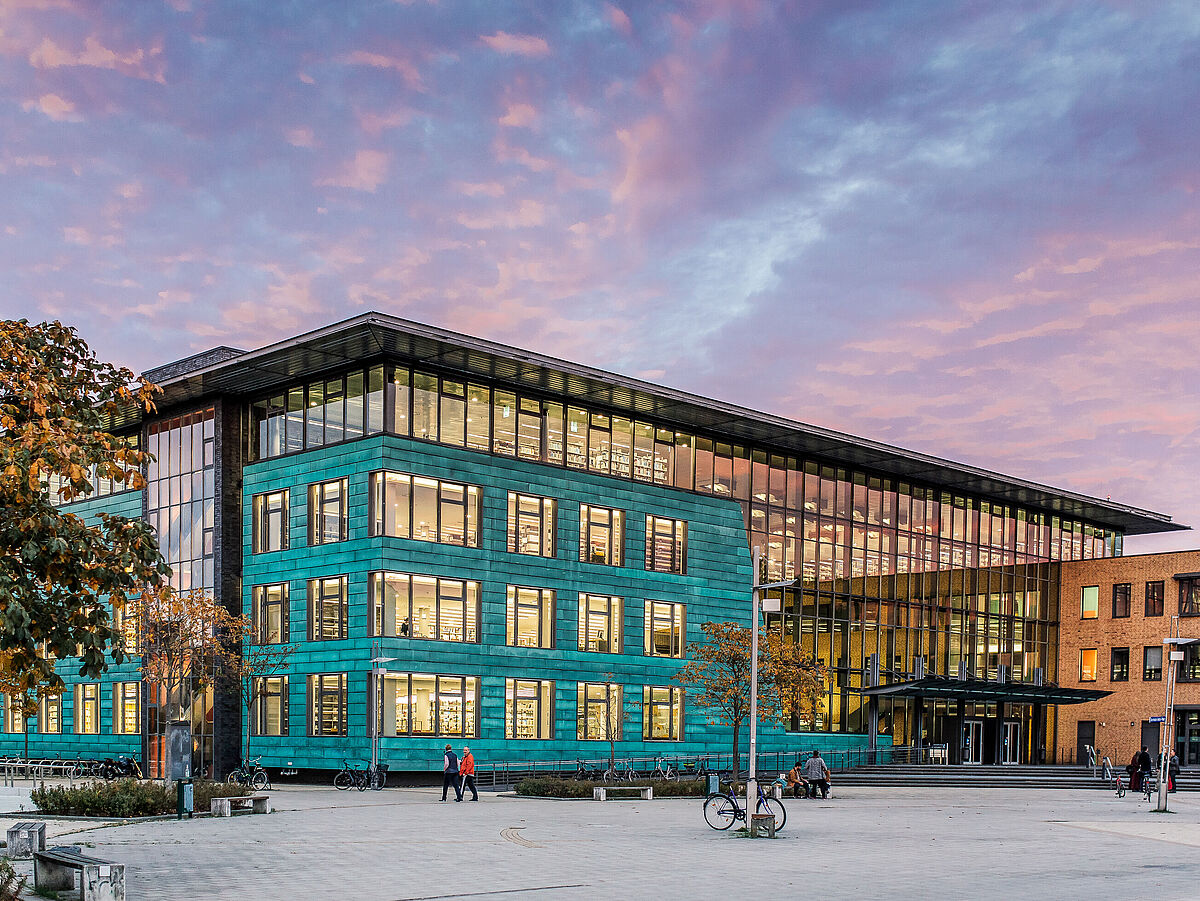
[855,677,1112,705]
[122,311,1183,536]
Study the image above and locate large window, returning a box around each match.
[1146,581,1165,617]
[369,471,480,548]
[1079,649,1097,682]
[252,489,289,554]
[308,673,347,736]
[39,694,61,734]
[378,673,478,737]
[250,365,385,459]
[308,478,348,545]
[580,504,624,566]
[577,682,623,740]
[76,683,100,735]
[578,594,622,653]
[1080,585,1099,620]
[1111,647,1130,682]
[112,603,140,655]
[505,679,554,739]
[645,601,686,658]
[113,681,140,734]
[507,492,556,557]
[1181,645,1200,683]
[3,696,24,734]
[1112,583,1131,618]
[308,576,348,641]
[1143,646,1163,681]
[643,686,684,741]
[370,572,479,642]
[506,586,555,648]
[645,516,687,574]
[1180,577,1200,616]
[251,583,289,645]
[252,676,288,736]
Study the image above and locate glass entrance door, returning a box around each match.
[1176,709,1200,765]
[1001,721,1020,764]
[962,719,984,765]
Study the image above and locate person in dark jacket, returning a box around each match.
[442,744,462,801]
[1168,751,1181,792]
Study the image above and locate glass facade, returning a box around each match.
[370,572,479,642]
[505,679,553,739]
[252,676,288,736]
[378,673,478,738]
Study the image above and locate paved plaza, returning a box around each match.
[3,784,1199,900]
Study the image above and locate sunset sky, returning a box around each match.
[1,1,1197,551]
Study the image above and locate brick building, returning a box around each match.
[1057,550,1200,767]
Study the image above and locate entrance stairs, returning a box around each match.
[834,764,1195,790]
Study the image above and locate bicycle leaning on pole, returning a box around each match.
[702,778,786,831]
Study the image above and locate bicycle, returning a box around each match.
[574,759,603,782]
[365,762,388,791]
[650,757,677,781]
[1142,771,1158,803]
[334,759,368,791]
[1113,772,1125,798]
[703,779,786,832]
[228,756,271,791]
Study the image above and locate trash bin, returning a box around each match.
[176,777,194,820]
[750,814,776,838]
[706,773,720,795]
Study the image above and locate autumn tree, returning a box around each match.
[597,676,631,778]
[0,652,56,763]
[674,621,825,775]
[220,619,296,770]
[0,320,166,696]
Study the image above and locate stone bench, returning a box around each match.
[35,845,124,901]
[593,785,653,801]
[6,820,46,858]
[211,794,270,817]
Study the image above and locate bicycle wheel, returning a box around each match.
[703,793,738,830]
[334,771,353,791]
[665,767,678,782]
[757,796,786,831]
[250,770,269,791]
[226,770,243,785]
[1116,780,1125,798]
[356,773,368,791]
[602,768,616,784]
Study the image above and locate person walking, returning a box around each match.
[785,758,809,799]
[804,750,830,799]
[442,743,462,801]
[460,746,479,801]
[1168,751,1181,792]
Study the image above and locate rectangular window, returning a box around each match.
[251,583,289,645]
[112,603,140,655]
[308,576,348,641]
[368,471,480,548]
[1146,581,1165,617]
[1110,647,1129,682]
[3,696,24,734]
[1143,646,1163,681]
[252,676,288,736]
[1080,585,1098,620]
[1181,645,1200,682]
[578,594,622,653]
[38,694,61,734]
[1079,649,1097,682]
[644,600,686,658]
[580,504,624,566]
[1111,583,1131,618]
[308,673,347,736]
[113,681,140,734]
[308,478,348,545]
[378,673,478,737]
[505,678,553,739]
[642,686,684,741]
[506,586,555,648]
[645,516,687,574]
[76,683,100,735]
[577,682,623,740]
[252,489,289,553]
[370,572,479,642]
[493,390,517,456]
[1180,577,1200,616]
[507,492,556,557]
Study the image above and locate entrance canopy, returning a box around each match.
[855,677,1111,705]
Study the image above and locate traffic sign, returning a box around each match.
[1149,716,1166,723]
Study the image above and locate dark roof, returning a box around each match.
[125,311,1183,536]
[856,677,1112,705]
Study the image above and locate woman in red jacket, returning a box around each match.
[460,747,479,801]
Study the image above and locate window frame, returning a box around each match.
[645,516,688,574]
[578,594,622,653]
[1111,583,1131,619]
[76,682,100,735]
[642,685,685,741]
[1079,648,1098,682]
[377,672,479,738]
[507,492,557,557]
[1110,647,1130,682]
[368,471,480,548]
[580,504,624,566]
[505,678,554,740]
[1080,585,1099,620]
[644,600,686,658]
[308,673,348,736]
[1143,646,1163,682]
[308,478,349,545]
[1179,577,1200,616]
[251,489,289,554]
[252,675,289,736]
[369,572,480,642]
[506,586,556,649]
[1145,581,1165,617]
[38,694,61,734]
[251,583,290,645]
[307,576,349,641]
[113,681,141,735]
[577,682,623,741]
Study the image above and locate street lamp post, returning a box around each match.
[748,547,791,822]
[370,655,397,773]
[1157,626,1196,812]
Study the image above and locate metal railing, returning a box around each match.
[0,755,89,784]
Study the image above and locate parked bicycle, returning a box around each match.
[650,757,677,781]
[333,759,387,791]
[574,759,604,781]
[602,759,637,784]
[227,756,271,791]
[703,779,786,832]
[682,758,714,783]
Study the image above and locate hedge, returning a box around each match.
[31,779,250,818]
[515,777,709,798]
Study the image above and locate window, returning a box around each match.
[1181,645,1200,683]
[1079,649,1097,682]
[1146,581,1165,617]
[507,492,556,557]
[112,603,140,655]
[1111,647,1130,682]
[308,673,347,736]
[577,682,623,740]
[308,576,348,641]
[39,695,61,734]
[113,681,140,734]
[1112,583,1131,618]
[1080,585,1098,619]
[645,601,686,658]
[580,504,624,566]
[370,572,479,642]
[308,478,348,545]
[506,586,555,649]
[578,594,622,653]
[251,583,289,644]
[1180,577,1200,616]
[645,516,687,574]
[505,679,553,739]
[252,676,288,736]
[643,686,684,741]
[378,673,478,737]
[252,490,289,553]
[368,471,480,548]
[250,365,384,460]
[3,696,24,733]
[76,683,100,734]
[1143,646,1163,681]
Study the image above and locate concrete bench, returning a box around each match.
[35,845,124,901]
[6,820,46,858]
[593,785,653,801]
[211,794,270,817]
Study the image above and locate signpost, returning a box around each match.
[748,547,792,832]
[1156,625,1196,812]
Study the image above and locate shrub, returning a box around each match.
[31,779,250,818]
[514,777,708,798]
[0,858,25,901]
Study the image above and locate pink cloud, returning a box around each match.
[317,150,390,192]
[498,103,536,128]
[23,93,78,121]
[456,181,505,197]
[29,36,165,83]
[605,4,633,36]
[455,199,547,230]
[479,32,550,57]
[285,126,315,147]
[357,108,413,136]
[341,50,424,91]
